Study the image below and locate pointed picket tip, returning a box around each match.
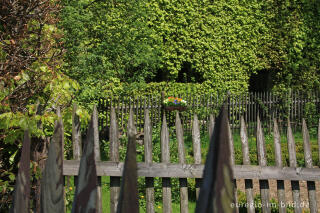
[273,118,282,167]
[302,118,313,168]
[72,115,98,213]
[287,118,297,167]
[195,103,235,213]
[117,110,139,213]
[256,115,267,166]
[208,114,215,141]
[175,111,185,164]
[40,121,64,213]
[10,130,31,213]
[144,109,152,164]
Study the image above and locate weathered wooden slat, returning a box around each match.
[256,115,271,213]
[302,119,317,213]
[161,113,172,213]
[227,116,239,213]
[318,118,320,163]
[64,161,320,180]
[40,121,64,213]
[240,116,255,213]
[92,105,102,213]
[117,110,139,213]
[287,119,302,213]
[196,103,235,213]
[273,118,286,213]
[110,108,120,213]
[72,113,98,213]
[175,112,188,213]
[144,109,154,213]
[192,114,202,199]
[72,104,82,187]
[208,114,215,141]
[10,131,31,213]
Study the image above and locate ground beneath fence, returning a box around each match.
[236,179,320,211]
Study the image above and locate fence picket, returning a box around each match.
[192,114,202,199]
[72,104,81,186]
[240,116,255,213]
[10,131,30,213]
[287,119,302,213]
[227,117,239,213]
[117,109,139,213]
[302,119,318,213]
[175,112,188,213]
[93,106,102,213]
[273,118,286,213]
[161,113,172,213]
[41,121,64,212]
[144,109,155,213]
[257,115,271,213]
[318,118,320,164]
[110,108,120,213]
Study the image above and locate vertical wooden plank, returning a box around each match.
[40,121,64,213]
[93,105,102,213]
[273,118,286,213]
[144,109,155,213]
[287,119,302,213]
[175,112,188,213]
[161,113,172,213]
[208,114,215,141]
[240,116,255,213]
[192,114,202,199]
[117,109,139,213]
[110,108,120,213]
[302,119,317,213]
[72,104,82,187]
[195,104,236,213]
[227,117,239,213]
[72,114,98,213]
[10,131,31,213]
[318,118,320,164]
[256,116,271,213]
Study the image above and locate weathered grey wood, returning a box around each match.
[273,118,286,213]
[256,116,271,213]
[196,103,235,213]
[175,112,188,213]
[161,113,172,213]
[144,109,154,213]
[72,114,98,213]
[64,160,320,180]
[72,104,82,160]
[302,119,317,213]
[117,110,139,213]
[192,114,202,199]
[10,131,30,213]
[72,104,82,190]
[208,114,215,141]
[287,119,302,213]
[240,116,255,213]
[41,121,64,213]
[227,117,239,213]
[92,105,102,213]
[110,108,120,213]
[318,118,320,164]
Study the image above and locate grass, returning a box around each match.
[65,127,319,212]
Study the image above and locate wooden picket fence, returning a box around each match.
[9,103,320,213]
[63,105,320,213]
[98,91,320,136]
